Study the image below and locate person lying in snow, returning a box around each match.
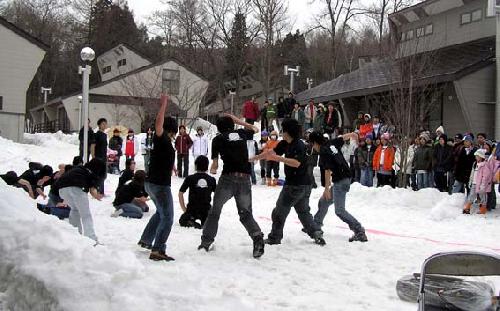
[37,164,73,219]
[112,170,149,219]
[178,155,216,229]
[18,162,53,199]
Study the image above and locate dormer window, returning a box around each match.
[461,12,471,24]
[425,24,433,35]
[118,59,127,67]
[416,26,425,38]
[471,9,482,22]
[406,29,414,40]
[103,65,111,74]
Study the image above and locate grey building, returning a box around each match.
[296,0,496,138]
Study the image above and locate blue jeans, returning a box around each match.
[315,178,364,233]
[250,163,257,184]
[268,185,322,242]
[201,175,262,244]
[140,182,174,252]
[360,167,373,187]
[416,172,430,190]
[118,202,144,219]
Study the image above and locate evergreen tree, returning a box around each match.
[225,11,249,96]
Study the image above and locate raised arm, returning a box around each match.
[224,113,259,133]
[340,132,358,141]
[155,94,169,137]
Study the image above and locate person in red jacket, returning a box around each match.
[124,129,139,161]
[372,133,395,187]
[175,125,193,178]
[242,97,260,125]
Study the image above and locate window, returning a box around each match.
[103,65,111,74]
[401,31,406,41]
[162,69,180,95]
[0,96,3,110]
[461,12,471,24]
[425,24,433,35]
[406,29,414,40]
[416,27,425,38]
[471,9,482,21]
[118,59,127,67]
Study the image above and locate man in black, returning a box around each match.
[79,119,96,160]
[19,163,53,199]
[94,118,108,194]
[309,131,368,242]
[284,92,296,118]
[253,119,325,246]
[113,170,149,219]
[198,114,265,259]
[138,94,178,262]
[178,155,216,229]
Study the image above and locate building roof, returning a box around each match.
[296,37,495,103]
[389,0,477,26]
[97,43,153,64]
[0,16,49,51]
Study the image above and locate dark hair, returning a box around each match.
[40,165,53,177]
[179,125,186,131]
[163,117,178,134]
[97,118,107,126]
[216,116,234,133]
[195,155,209,172]
[84,158,106,179]
[64,164,73,172]
[72,156,83,166]
[308,131,326,145]
[133,170,146,185]
[281,118,300,139]
[477,133,487,139]
[125,158,135,170]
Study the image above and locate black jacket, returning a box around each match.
[433,144,454,172]
[109,136,123,156]
[413,144,433,171]
[57,166,100,192]
[454,146,477,183]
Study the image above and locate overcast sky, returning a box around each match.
[127,0,324,34]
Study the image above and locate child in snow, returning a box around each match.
[264,130,280,186]
[463,149,492,214]
[57,158,106,242]
[178,156,216,228]
[175,125,193,178]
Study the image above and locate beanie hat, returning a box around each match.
[454,133,463,140]
[474,149,486,159]
[435,125,445,134]
[261,130,269,136]
[463,135,473,142]
[364,114,371,120]
[365,133,374,140]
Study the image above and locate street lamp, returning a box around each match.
[284,65,300,93]
[229,90,236,115]
[79,46,95,164]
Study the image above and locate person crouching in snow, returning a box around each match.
[463,149,492,214]
[57,158,106,242]
[308,131,368,242]
[112,170,149,219]
[178,155,216,229]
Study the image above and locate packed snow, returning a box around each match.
[0,132,499,311]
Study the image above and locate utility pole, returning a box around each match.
[79,47,95,164]
[284,66,300,93]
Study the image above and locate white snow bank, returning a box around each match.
[24,132,79,147]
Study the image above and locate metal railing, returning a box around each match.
[32,120,70,133]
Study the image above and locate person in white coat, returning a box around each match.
[393,138,416,189]
[192,127,209,160]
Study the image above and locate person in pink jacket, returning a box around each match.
[463,149,492,214]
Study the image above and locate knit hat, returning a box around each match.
[484,140,493,147]
[419,132,430,142]
[474,149,486,159]
[364,113,371,120]
[454,133,463,140]
[435,125,445,134]
[463,135,473,142]
[261,130,269,136]
[318,103,325,109]
[365,133,374,140]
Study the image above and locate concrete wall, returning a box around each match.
[97,44,151,81]
[442,83,468,137]
[0,23,45,141]
[398,0,495,56]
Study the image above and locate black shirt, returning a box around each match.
[211,129,252,175]
[179,172,216,209]
[319,138,351,183]
[274,139,310,186]
[147,133,175,186]
[57,166,100,192]
[113,180,148,207]
[79,127,96,156]
[94,131,108,160]
[116,169,134,194]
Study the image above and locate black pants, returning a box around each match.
[179,206,209,228]
[177,153,189,178]
[434,171,448,192]
[266,161,279,178]
[377,173,393,187]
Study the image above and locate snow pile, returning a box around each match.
[24,131,79,147]
[430,193,464,221]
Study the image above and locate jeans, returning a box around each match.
[143,151,150,174]
[266,161,279,179]
[434,171,448,192]
[201,175,262,244]
[360,167,373,187]
[315,178,364,233]
[59,187,98,241]
[250,163,257,184]
[140,182,174,252]
[117,202,144,219]
[268,185,321,242]
[452,181,465,194]
[416,172,430,190]
[260,160,267,178]
[307,154,318,187]
[177,153,189,178]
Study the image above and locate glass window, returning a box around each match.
[401,31,406,41]
[425,24,433,35]
[406,29,414,40]
[117,59,127,67]
[416,27,425,38]
[471,9,482,21]
[162,69,180,95]
[461,12,471,24]
[103,66,111,74]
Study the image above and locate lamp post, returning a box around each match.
[229,90,236,115]
[41,87,52,105]
[79,47,95,164]
[284,65,300,93]
[306,78,314,90]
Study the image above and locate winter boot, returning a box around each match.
[463,202,472,214]
[149,250,175,261]
[479,204,488,214]
[349,231,368,242]
[267,178,272,186]
[313,231,326,246]
[252,234,265,258]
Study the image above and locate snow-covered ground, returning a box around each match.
[0,132,499,311]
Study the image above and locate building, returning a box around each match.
[0,16,48,142]
[296,0,496,138]
[30,43,209,133]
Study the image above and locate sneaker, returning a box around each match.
[253,234,265,258]
[111,209,123,217]
[197,241,212,252]
[313,231,326,246]
[137,241,152,249]
[149,250,175,261]
[348,231,368,242]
